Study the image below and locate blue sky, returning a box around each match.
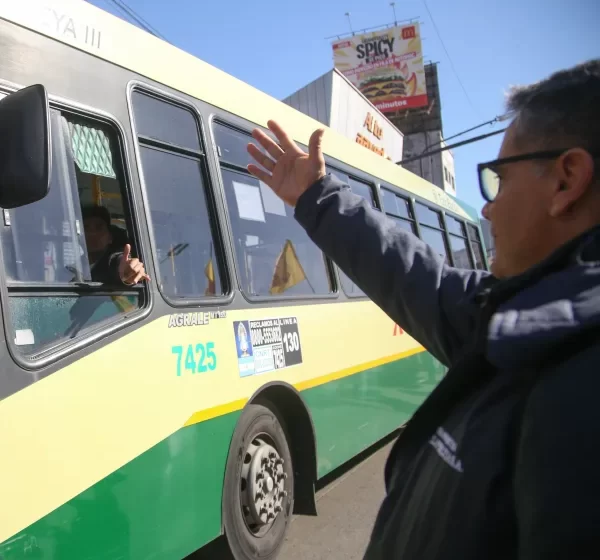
[90,0,598,214]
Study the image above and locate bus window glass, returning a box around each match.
[419,227,450,263]
[381,188,398,215]
[446,215,466,237]
[445,215,473,269]
[389,215,417,234]
[2,110,143,356]
[327,176,376,298]
[415,203,443,228]
[221,167,332,297]
[414,203,450,263]
[132,91,201,152]
[449,235,472,269]
[348,177,376,207]
[327,171,372,296]
[214,123,257,169]
[467,224,487,270]
[471,242,486,270]
[382,188,412,219]
[327,167,349,185]
[134,92,223,300]
[140,147,222,298]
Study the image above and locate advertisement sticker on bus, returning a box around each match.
[233,317,303,377]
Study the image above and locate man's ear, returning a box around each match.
[549,148,596,217]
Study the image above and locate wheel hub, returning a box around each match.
[240,436,288,533]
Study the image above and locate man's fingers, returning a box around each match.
[130,260,143,274]
[123,243,131,261]
[267,120,298,152]
[251,128,284,161]
[247,163,273,185]
[248,143,276,172]
[308,128,325,168]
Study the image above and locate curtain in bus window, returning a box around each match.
[1,111,91,284]
[68,120,117,179]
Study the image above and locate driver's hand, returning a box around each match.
[119,244,150,285]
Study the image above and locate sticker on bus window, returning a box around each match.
[233,317,302,377]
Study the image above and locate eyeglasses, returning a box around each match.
[477,150,567,203]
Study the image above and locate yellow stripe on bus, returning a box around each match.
[184,398,248,427]
[294,346,424,392]
[184,346,425,427]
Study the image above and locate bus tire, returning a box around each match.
[223,403,294,560]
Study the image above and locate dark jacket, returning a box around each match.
[90,247,123,285]
[295,174,600,560]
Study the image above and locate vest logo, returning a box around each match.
[429,426,463,473]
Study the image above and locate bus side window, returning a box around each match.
[445,215,473,270]
[381,188,418,235]
[1,110,144,357]
[326,168,378,298]
[467,223,487,270]
[414,202,451,265]
[214,122,333,298]
[131,90,224,301]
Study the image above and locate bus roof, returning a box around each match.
[2,0,479,221]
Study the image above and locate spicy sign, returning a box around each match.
[332,23,428,113]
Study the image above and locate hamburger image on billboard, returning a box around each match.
[332,23,428,113]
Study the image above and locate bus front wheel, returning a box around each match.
[223,403,295,560]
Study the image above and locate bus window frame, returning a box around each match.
[0,87,153,371]
[380,185,417,233]
[410,192,483,270]
[323,159,384,300]
[466,222,489,271]
[439,212,475,269]
[127,81,234,308]
[210,117,339,304]
[412,198,456,266]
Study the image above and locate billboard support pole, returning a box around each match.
[345,12,354,35]
[390,2,398,25]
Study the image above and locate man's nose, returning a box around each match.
[481,202,492,220]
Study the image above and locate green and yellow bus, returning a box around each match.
[0,1,488,558]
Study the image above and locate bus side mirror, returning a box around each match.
[0,84,51,209]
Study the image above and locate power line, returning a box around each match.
[397,127,507,165]
[104,0,168,42]
[421,113,510,154]
[112,0,166,40]
[421,0,480,118]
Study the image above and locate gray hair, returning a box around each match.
[506,59,600,154]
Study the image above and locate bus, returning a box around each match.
[0,1,488,559]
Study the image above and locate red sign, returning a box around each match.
[402,26,416,40]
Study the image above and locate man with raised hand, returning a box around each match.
[247,59,600,559]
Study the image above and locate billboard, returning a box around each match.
[332,23,428,113]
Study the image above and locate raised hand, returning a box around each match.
[118,244,150,286]
[247,120,326,207]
